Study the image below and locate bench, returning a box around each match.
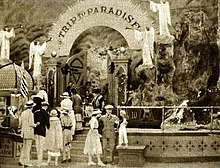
[116,145,146,167]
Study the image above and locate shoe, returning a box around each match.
[68,158,71,162]
[23,164,33,167]
[41,163,48,166]
[97,162,106,167]
[110,161,116,165]
[88,161,96,166]
[19,162,23,166]
[61,160,67,163]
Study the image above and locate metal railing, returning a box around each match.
[117,106,220,131]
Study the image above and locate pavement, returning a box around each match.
[1,158,220,168]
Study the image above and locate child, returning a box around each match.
[60,109,73,163]
[118,110,128,147]
[45,109,63,167]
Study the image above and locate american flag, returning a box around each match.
[20,62,29,97]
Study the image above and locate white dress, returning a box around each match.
[119,118,128,145]
[83,116,102,155]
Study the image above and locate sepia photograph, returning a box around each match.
[0,0,220,167]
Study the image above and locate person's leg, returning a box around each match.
[55,156,59,166]
[35,135,40,164]
[88,154,96,166]
[118,129,123,146]
[123,128,128,146]
[102,138,108,163]
[67,145,71,161]
[47,152,51,165]
[38,136,45,166]
[62,146,67,162]
[19,139,26,165]
[26,139,33,166]
[97,154,105,166]
[109,138,115,163]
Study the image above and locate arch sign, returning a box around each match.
[47,0,155,56]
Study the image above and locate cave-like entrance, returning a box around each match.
[65,26,128,104]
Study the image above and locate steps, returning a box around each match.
[31,127,118,163]
[71,128,89,162]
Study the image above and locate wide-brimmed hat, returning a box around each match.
[7,106,18,113]
[92,109,102,115]
[32,95,43,104]
[41,101,49,106]
[25,100,36,108]
[105,105,114,109]
[50,109,58,117]
[92,87,101,94]
[60,92,70,98]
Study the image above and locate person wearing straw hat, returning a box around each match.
[60,92,76,139]
[84,109,105,167]
[91,87,105,112]
[19,100,40,167]
[60,92,73,112]
[100,105,119,165]
[60,107,73,163]
[45,109,63,167]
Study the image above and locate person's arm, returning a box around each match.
[45,113,50,129]
[29,112,39,128]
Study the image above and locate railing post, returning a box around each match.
[162,106,165,132]
[210,106,213,131]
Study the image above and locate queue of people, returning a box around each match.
[17,83,129,167]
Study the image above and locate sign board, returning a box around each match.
[0,137,13,157]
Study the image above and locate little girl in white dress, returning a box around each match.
[118,110,128,147]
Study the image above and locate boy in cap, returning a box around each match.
[99,105,119,164]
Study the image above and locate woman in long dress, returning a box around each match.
[45,109,63,167]
[83,110,105,166]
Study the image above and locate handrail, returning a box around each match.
[116,105,220,131]
[117,106,220,109]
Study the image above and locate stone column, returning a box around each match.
[112,53,129,106]
[218,0,220,88]
[44,56,61,107]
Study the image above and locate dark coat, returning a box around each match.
[34,109,50,137]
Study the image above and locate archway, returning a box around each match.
[46,0,155,56]
[66,26,128,100]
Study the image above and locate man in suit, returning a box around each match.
[99,105,119,164]
[19,101,39,167]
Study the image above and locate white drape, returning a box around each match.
[150,1,172,37]
[29,41,47,78]
[134,28,155,67]
[0,28,15,60]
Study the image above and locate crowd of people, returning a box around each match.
[17,82,129,167]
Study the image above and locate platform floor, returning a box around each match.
[1,158,220,168]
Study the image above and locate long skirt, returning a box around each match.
[83,129,102,155]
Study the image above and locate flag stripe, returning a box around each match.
[20,72,29,97]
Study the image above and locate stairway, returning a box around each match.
[71,127,89,162]
[30,128,89,162]
[31,126,118,163]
